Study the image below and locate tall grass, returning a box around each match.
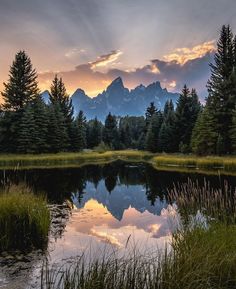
[168,179,236,223]
[0,151,236,173]
[40,224,236,289]
[40,180,236,289]
[0,185,50,251]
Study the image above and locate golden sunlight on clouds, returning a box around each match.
[90,228,123,247]
[163,41,215,65]
[150,63,160,74]
[169,80,177,88]
[90,50,123,70]
[65,48,87,58]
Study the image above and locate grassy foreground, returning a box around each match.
[0,150,236,173]
[41,180,236,289]
[41,224,236,289]
[0,185,50,251]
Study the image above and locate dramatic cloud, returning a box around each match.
[90,50,123,69]
[163,41,215,64]
[38,43,213,99]
[1,0,236,100]
[65,48,87,59]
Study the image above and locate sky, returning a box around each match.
[0,0,236,99]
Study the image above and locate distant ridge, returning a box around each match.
[41,77,179,120]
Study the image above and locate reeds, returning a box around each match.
[0,151,235,173]
[40,180,236,289]
[0,184,50,251]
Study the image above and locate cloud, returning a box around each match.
[65,48,87,58]
[38,43,214,99]
[90,228,123,248]
[163,41,215,65]
[90,50,123,70]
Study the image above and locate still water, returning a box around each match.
[0,161,235,288]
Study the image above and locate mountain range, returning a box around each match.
[41,77,179,121]
[72,180,167,221]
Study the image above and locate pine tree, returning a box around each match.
[0,111,19,152]
[119,123,131,148]
[207,25,235,153]
[175,85,201,152]
[76,110,87,151]
[88,118,102,148]
[145,124,155,152]
[191,108,218,155]
[103,113,119,148]
[17,104,36,153]
[2,51,39,111]
[50,75,74,149]
[47,103,68,153]
[159,100,176,152]
[145,102,158,128]
[32,96,49,153]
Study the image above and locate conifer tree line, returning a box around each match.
[0,25,236,155]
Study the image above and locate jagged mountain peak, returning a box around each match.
[106,76,125,91]
[40,90,50,104]
[146,81,162,91]
[69,77,179,120]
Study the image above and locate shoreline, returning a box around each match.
[0,150,235,175]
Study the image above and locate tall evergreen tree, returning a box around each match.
[119,123,131,148]
[87,117,103,148]
[145,114,161,152]
[145,102,158,128]
[191,108,218,155]
[103,113,119,148]
[76,110,87,151]
[47,103,68,153]
[206,25,235,153]
[50,75,74,149]
[2,51,39,111]
[159,100,176,152]
[175,85,201,152]
[32,96,49,153]
[17,104,36,153]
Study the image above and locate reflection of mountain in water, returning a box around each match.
[73,180,168,221]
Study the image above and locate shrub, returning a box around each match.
[0,185,50,251]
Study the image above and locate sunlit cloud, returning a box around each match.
[168,80,177,89]
[163,41,215,65]
[65,48,87,58]
[90,228,123,248]
[38,45,213,98]
[150,63,160,74]
[90,50,123,70]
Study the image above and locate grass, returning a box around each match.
[167,179,236,223]
[0,150,236,175]
[40,180,236,289]
[0,184,50,251]
[41,225,236,289]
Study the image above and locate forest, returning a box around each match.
[1,25,236,156]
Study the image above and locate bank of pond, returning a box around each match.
[0,161,236,288]
[0,150,236,174]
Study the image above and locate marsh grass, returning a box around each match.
[41,224,236,289]
[168,179,236,223]
[40,180,236,289]
[0,184,50,251]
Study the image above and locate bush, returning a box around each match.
[94,142,112,153]
[0,185,50,251]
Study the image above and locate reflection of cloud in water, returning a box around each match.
[50,199,180,262]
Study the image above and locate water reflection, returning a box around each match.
[0,161,236,288]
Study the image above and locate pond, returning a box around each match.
[0,161,235,289]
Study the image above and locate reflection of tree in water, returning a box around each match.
[0,163,235,206]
